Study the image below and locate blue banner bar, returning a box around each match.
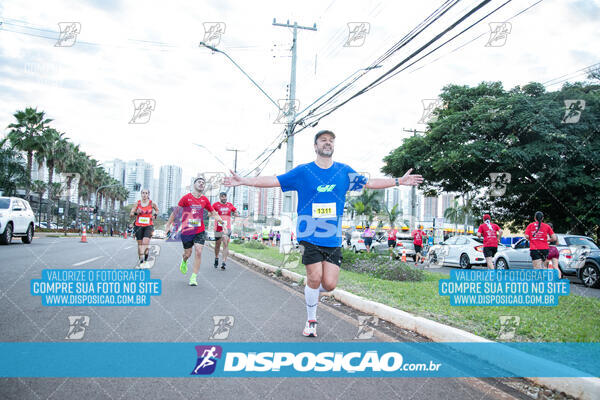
[0,342,597,378]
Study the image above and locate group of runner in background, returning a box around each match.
[124,128,569,337]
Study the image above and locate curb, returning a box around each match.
[224,247,600,400]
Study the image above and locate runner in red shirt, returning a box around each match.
[212,192,238,270]
[165,177,225,286]
[387,227,398,258]
[129,189,159,268]
[476,214,502,269]
[524,211,557,269]
[412,225,427,264]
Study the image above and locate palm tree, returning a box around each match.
[48,182,63,226]
[384,204,402,229]
[0,138,28,196]
[350,189,382,227]
[31,180,47,224]
[35,128,68,225]
[444,198,463,234]
[6,107,53,200]
[56,142,81,231]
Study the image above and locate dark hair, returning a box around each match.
[194,177,206,184]
[219,192,227,196]
[314,130,336,144]
[534,211,544,236]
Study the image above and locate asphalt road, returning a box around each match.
[0,237,557,400]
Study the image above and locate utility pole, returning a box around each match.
[402,128,426,231]
[226,148,243,206]
[272,19,317,213]
[272,18,317,251]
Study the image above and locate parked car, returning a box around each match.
[37,221,58,230]
[392,234,417,261]
[0,197,36,245]
[578,249,600,288]
[427,235,499,268]
[492,234,598,277]
[153,229,166,239]
[342,231,367,253]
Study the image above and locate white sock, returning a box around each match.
[304,285,319,321]
[318,283,327,293]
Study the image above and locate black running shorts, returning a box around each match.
[299,240,343,267]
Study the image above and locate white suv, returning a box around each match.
[0,197,36,245]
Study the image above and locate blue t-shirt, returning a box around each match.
[277,161,366,248]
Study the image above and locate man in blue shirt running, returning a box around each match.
[224,130,422,337]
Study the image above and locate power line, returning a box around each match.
[295,0,524,132]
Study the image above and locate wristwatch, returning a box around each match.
[395,177,400,186]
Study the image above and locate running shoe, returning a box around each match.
[180,259,188,274]
[214,257,219,268]
[189,273,198,286]
[302,320,318,337]
[221,262,226,270]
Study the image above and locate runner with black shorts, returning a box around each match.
[476,214,502,269]
[165,177,225,286]
[129,189,159,268]
[412,225,427,264]
[212,192,238,270]
[524,211,557,269]
[224,129,423,337]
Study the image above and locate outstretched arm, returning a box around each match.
[365,169,423,189]
[223,170,280,188]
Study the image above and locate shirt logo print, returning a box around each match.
[316,184,336,192]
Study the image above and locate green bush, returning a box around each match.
[341,249,381,266]
[244,241,268,250]
[232,238,244,245]
[341,250,425,282]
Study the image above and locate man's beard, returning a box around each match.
[317,146,334,157]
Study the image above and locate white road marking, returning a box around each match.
[73,256,103,266]
[124,245,133,249]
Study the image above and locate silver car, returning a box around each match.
[492,234,597,275]
[342,231,367,253]
[427,235,502,269]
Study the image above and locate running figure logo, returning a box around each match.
[562,100,585,123]
[344,23,370,47]
[129,99,156,124]
[348,172,369,193]
[498,316,520,340]
[274,99,299,124]
[203,22,226,47]
[55,22,81,47]
[354,316,378,339]
[485,22,511,47]
[191,345,223,375]
[209,316,235,340]
[418,99,444,124]
[489,172,511,197]
[66,316,89,339]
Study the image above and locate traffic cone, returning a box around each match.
[401,248,407,262]
[124,230,127,239]
[80,227,88,243]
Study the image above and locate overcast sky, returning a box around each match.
[1,0,599,185]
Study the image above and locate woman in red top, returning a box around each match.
[524,211,557,269]
[545,223,562,278]
[129,189,159,268]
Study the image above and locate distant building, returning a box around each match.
[158,165,182,215]
[125,159,152,204]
